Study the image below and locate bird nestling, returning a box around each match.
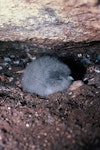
[21,56,74,96]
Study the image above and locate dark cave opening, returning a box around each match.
[58,55,87,81]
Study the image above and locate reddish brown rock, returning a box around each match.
[0,0,100,42]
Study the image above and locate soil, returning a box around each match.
[0,42,100,150]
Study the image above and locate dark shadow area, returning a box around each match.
[58,55,86,81]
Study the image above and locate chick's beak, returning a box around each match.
[68,76,74,81]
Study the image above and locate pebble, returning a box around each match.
[94,68,100,73]
[96,55,100,63]
[0,66,3,70]
[69,80,83,91]
[3,62,9,67]
[7,106,11,110]
[77,53,82,58]
[13,60,20,65]
[80,56,92,65]
[4,57,11,62]
[26,123,30,127]
[8,77,14,82]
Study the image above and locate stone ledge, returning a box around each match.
[0,0,100,42]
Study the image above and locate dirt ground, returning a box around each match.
[0,42,100,150]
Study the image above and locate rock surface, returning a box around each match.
[0,0,100,42]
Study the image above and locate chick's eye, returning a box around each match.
[49,71,65,81]
[57,76,63,80]
[49,71,60,79]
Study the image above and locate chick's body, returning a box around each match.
[21,56,73,96]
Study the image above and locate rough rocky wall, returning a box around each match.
[0,0,100,42]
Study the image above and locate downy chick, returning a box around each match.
[21,56,73,96]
